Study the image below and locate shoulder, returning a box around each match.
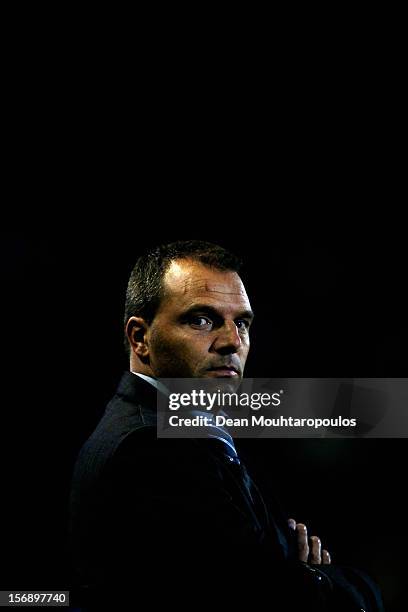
[72,391,155,486]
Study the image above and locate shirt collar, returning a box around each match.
[130,371,169,395]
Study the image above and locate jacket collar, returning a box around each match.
[116,370,158,412]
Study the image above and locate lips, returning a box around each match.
[206,365,240,377]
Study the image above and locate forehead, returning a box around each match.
[162,259,251,309]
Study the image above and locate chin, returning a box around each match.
[200,374,242,394]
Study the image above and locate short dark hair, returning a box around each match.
[124,240,242,354]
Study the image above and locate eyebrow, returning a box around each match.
[181,303,255,321]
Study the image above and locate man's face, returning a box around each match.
[146,259,253,379]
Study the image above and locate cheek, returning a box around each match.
[241,343,250,359]
[150,329,177,360]
[168,333,209,364]
[149,328,208,373]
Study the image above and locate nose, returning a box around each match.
[211,320,242,355]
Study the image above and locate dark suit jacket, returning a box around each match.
[70,372,384,611]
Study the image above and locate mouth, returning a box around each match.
[206,366,240,378]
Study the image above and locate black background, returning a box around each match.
[1,31,406,608]
[1,216,406,610]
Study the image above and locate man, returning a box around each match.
[70,241,384,610]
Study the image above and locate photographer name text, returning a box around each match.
[167,415,357,429]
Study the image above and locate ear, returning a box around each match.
[126,316,150,359]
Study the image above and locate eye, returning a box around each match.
[236,319,250,331]
[189,316,213,330]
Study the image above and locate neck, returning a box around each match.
[129,357,154,378]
